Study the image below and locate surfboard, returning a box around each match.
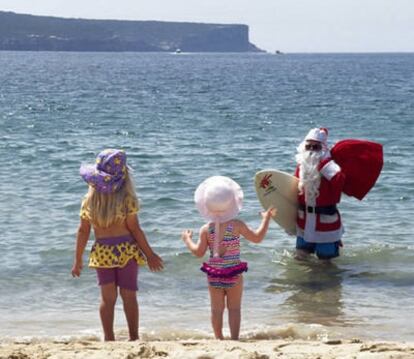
[254,170,298,234]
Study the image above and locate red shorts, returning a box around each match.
[96,259,138,291]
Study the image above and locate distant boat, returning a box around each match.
[175,48,182,54]
[275,50,283,55]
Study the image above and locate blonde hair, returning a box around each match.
[83,171,138,228]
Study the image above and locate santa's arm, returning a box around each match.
[318,158,346,195]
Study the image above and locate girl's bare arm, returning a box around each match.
[238,207,276,243]
[181,225,209,257]
[126,214,164,272]
[71,218,91,277]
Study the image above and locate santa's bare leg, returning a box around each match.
[294,249,311,260]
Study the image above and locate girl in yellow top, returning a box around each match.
[71,149,163,341]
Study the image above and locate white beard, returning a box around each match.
[295,145,324,204]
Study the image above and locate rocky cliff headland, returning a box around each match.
[0,11,262,52]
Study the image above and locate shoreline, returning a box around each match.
[1,338,414,359]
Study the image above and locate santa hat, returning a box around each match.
[305,128,329,144]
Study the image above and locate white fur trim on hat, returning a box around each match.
[194,176,243,223]
[305,128,328,144]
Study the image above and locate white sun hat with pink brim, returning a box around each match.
[195,176,243,223]
[194,176,244,257]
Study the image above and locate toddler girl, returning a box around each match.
[182,176,275,340]
[71,149,163,341]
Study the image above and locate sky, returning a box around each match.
[0,0,413,53]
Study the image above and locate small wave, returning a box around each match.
[344,244,414,265]
[245,323,329,341]
[0,329,210,344]
[0,333,100,345]
[138,324,333,342]
[140,328,210,341]
[0,324,333,344]
[154,197,185,204]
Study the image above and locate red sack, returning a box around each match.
[331,139,383,200]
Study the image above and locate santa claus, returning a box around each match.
[294,128,345,260]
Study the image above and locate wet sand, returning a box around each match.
[1,338,414,359]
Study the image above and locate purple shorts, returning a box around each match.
[96,258,139,291]
[96,237,138,291]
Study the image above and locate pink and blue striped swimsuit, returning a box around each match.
[202,222,247,289]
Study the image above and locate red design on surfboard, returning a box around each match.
[260,174,272,189]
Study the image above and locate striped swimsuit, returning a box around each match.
[202,222,247,289]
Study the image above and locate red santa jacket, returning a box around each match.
[294,158,346,243]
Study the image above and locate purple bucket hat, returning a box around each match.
[80,149,128,194]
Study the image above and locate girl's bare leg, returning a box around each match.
[120,288,139,340]
[226,276,243,340]
[208,285,225,339]
[99,283,117,341]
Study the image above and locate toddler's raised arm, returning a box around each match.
[238,207,276,243]
[182,225,209,257]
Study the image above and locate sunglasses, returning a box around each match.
[305,143,322,151]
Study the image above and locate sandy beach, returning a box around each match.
[1,339,414,359]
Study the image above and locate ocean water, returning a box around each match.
[0,52,413,342]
